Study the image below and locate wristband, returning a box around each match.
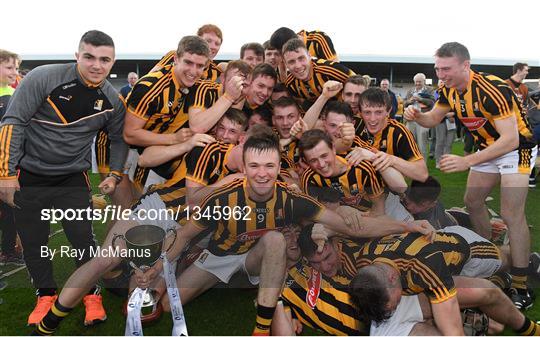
[107,172,123,183]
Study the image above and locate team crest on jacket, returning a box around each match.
[94,99,104,111]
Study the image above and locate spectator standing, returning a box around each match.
[379,78,398,119]
[119,71,138,99]
[404,73,435,162]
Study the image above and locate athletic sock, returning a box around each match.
[489,271,510,289]
[516,317,540,336]
[511,267,528,290]
[34,300,73,336]
[252,304,276,336]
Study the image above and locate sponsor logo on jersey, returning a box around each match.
[306,268,321,309]
[461,117,487,131]
[236,228,276,242]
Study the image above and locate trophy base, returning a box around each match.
[123,290,163,324]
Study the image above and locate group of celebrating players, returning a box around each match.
[1,23,539,336]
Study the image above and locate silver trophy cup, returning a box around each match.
[113,224,176,322]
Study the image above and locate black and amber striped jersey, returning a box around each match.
[357,231,471,304]
[281,152,297,171]
[285,59,355,102]
[132,156,189,225]
[357,118,423,161]
[194,178,324,256]
[281,261,366,336]
[436,71,534,150]
[353,115,364,136]
[140,142,235,225]
[128,71,221,181]
[332,239,364,285]
[301,156,384,210]
[153,50,222,82]
[132,165,152,193]
[298,30,338,62]
[281,138,299,171]
[127,66,221,134]
[336,135,374,158]
[185,141,234,186]
[153,50,175,70]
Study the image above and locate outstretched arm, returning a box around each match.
[404,104,449,128]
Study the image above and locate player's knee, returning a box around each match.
[464,193,482,209]
[500,207,525,226]
[260,231,286,251]
[93,255,120,273]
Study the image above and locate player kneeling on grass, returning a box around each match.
[349,225,540,336]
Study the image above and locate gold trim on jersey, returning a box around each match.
[282,263,364,336]
[187,142,233,186]
[300,155,384,207]
[154,51,221,82]
[437,71,533,150]
[0,125,13,177]
[285,59,354,101]
[195,178,323,255]
[358,118,423,161]
[357,232,469,304]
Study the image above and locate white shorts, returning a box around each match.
[123,148,140,179]
[131,191,180,230]
[123,149,166,191]
[142,170,166,193]
[370,295,423,336]
[440,225,502,278]
[91,141,138,176]
[193,249,260,285]
[385,192,415,223]
[471,146,537,175]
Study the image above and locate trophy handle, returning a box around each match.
[112,233,126,250]
[164,228,177,253]
[129,261,145,273]
[112,233,143,272]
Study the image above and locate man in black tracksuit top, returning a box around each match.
[0,30,128,327]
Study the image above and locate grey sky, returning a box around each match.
[5,0,539,64]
